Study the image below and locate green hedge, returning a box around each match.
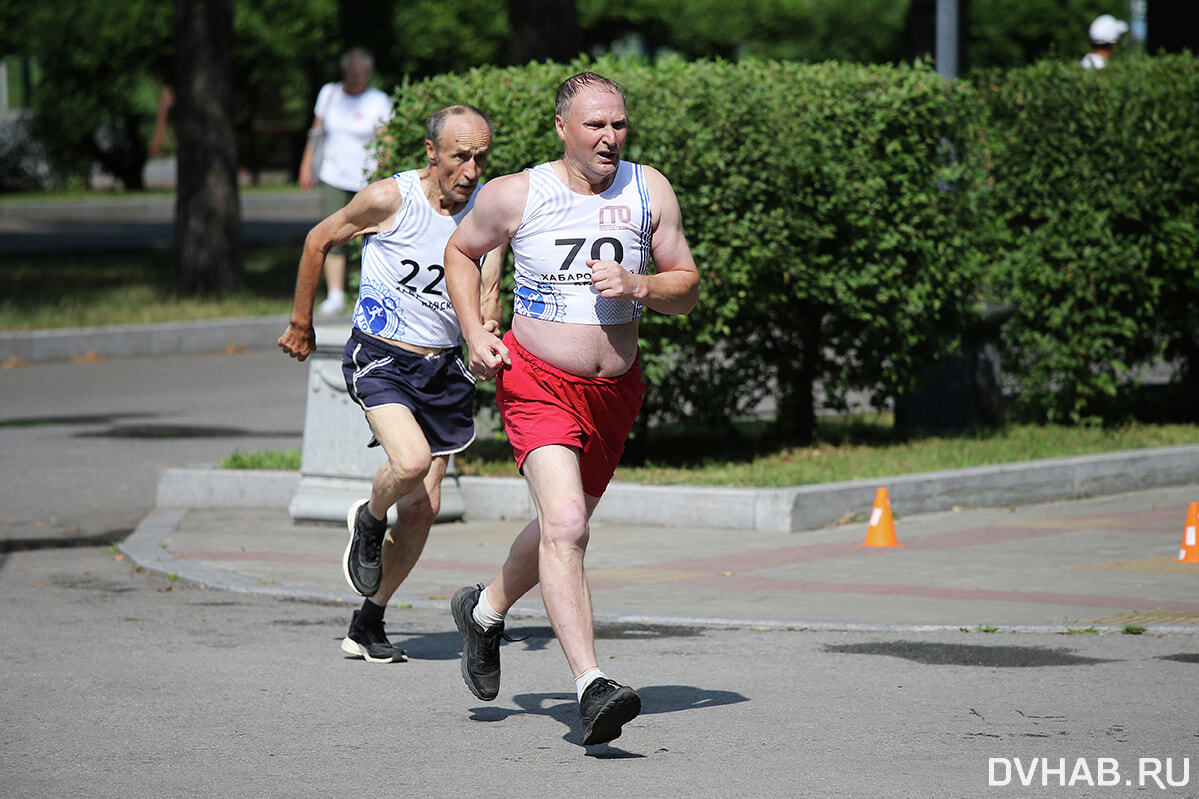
[377,57,988,444]
[373,54,1198,437]
[976,55,1199,423]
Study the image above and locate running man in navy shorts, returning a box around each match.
[444,72,700,745]
[279,105,505,664]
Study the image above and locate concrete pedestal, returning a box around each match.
[288,324,465,523]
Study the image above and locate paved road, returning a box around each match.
[2,544,1196,797]
[1,545,1196,797]
[0,349,306,545]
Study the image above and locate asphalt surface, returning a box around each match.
[0,348,306,545]
[3,544,1197,798]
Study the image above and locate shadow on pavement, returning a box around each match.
[466,684,751,749]
[823,641,1116,667]
[77,423,301,439]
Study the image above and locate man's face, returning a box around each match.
[556,86,627,183]
[343,63,370,95]
[427,114,492,205]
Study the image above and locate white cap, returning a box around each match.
[1089,14,1129,45]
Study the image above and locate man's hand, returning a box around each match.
[464,329,510,381]
[589,259,643,301]
[278,322,317,362]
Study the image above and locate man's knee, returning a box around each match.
[383,450,432,486]
[539,505,590,551]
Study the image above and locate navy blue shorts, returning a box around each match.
[342,328,477,456]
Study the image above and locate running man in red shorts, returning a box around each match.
[444,72,699,746]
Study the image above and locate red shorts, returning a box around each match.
[496,330,645,498]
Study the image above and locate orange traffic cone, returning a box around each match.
[1178,502,1199,563]
[861,487,900,548]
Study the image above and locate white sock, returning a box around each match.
[471,586,505,630]
[575,668,606,701]
[326,289,345,302]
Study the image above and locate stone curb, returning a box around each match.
[155,444,1199,532]
[120,507,354,604]
[155,469,301,509]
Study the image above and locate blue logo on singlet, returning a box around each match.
[358,296,389,334]
[354,283,404,338]
[514,284,566,322]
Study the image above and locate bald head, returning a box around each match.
[427,105,493,148]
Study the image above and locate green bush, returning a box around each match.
[633,59,988,445]
[976,56,1199,422]
[376,57,989,445]
[372,55,1197,435]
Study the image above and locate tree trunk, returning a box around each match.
[772,312,821,446]
[506,0,580,64]
[174,0,242,294]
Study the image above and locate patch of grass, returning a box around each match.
[976,625,999,633]
[220,449,301,470]
[1065,626,1100,635]
[1122,624,1147,635]
[0,243,298,331]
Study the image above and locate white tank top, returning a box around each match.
[511,161,652,325]
[352,170,478,348]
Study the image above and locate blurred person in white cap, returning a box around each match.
[1081,14,1129,69]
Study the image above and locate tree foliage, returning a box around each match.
[19,0,172,188]
[388,0,510,77]
[579,0,908,64]
[8,0,1143,190]
[7,0,338,189]
[968,0,1117,70]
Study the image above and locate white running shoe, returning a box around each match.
[317,293,345,315]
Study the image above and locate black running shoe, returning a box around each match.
[451,584,519,701]
[340,610,407,663]
[579,678,641,745]
[343,499,386,596]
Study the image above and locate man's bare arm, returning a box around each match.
[277,178,401,361]
[445,174,527,378]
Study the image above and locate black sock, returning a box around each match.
[359,503,385,529]
[359,598,385,626]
